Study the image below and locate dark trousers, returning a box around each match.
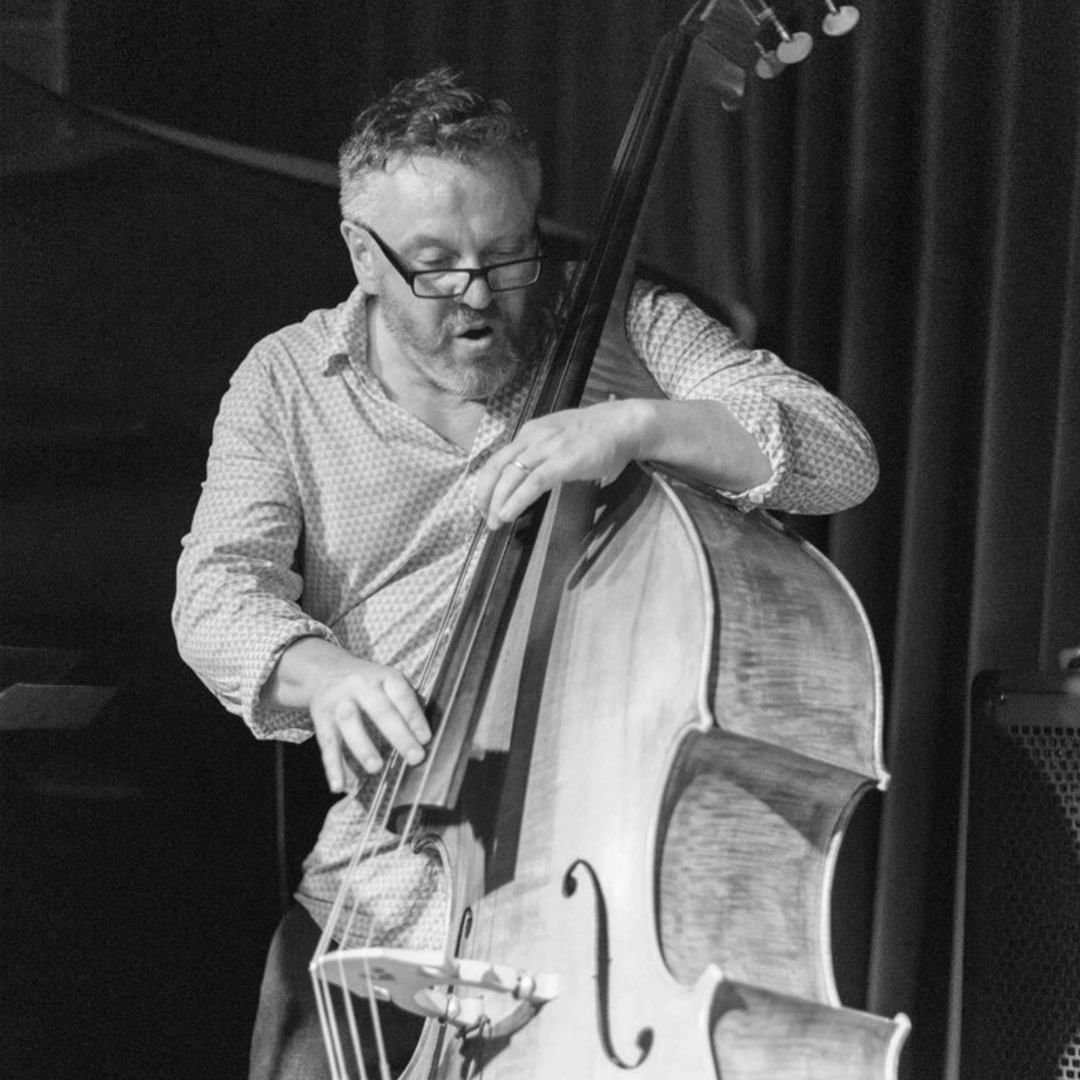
[248,904,423,1080]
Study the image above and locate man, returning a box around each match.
[173,68,877,1078]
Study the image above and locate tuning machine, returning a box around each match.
[754,41,788,80]
[822,0,860,36]
[748,2,813,72]
[747,0,859,79]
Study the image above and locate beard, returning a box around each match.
[377,286,535,401]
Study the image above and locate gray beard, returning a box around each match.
[377,290,534,401]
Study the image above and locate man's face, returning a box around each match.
[348,153,542,400]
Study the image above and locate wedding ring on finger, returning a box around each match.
[509,459,532,476]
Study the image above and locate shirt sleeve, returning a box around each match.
[172,345,334,742]
[624,280,878,515]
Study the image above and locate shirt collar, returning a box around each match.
[318,285,536,457]
[321,285,371,377]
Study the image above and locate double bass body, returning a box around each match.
[409,463,908,1078]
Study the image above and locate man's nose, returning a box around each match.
[459,274,494,309]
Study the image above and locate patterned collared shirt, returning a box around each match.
[173,280,877,945]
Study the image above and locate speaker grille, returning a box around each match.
[962,675,1080,1080]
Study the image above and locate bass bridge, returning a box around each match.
[310,947,560,1040]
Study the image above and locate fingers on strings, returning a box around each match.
[481,454,542,529]
[316,695,429,791]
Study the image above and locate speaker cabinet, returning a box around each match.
[960,670,1080,1080]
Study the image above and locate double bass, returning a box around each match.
[312,2,911,1076]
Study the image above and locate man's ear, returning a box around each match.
[341,220,379,291]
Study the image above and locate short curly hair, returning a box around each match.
[338,67,541,220]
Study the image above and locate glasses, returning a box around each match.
[354,222,543,299]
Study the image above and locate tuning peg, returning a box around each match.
[754,42,787,79]
[748,3,814,66]
[822,1,860,36]
[775,28,813,64]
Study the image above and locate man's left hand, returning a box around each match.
[473,400,646,529]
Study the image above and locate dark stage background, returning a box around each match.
[1,2,1078,1078]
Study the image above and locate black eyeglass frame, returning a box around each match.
[352,221,544,299]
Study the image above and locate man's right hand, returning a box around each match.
[262,637,431,792]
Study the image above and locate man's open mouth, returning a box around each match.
[457,325,493,341]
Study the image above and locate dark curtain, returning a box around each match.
[834,3,1080,1074]
[9,1,1077,1077]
